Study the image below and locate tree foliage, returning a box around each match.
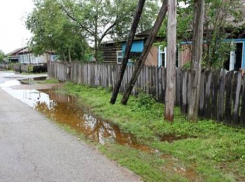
[26,0,91,62]
[58,0,159,61]
[0,50,5,62]
[159,0,244,68]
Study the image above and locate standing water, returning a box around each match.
[0,79,147,149]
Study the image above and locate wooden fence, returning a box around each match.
[0,63,9,70]
[48,62,245,127]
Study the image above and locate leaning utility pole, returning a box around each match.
[187,0,205,121]
[121,0,168,105]
[110,0,146,104]
[164,0,177,122]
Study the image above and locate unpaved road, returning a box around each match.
[0,71,141,182]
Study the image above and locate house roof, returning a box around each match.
[7,47,56,56]
[7,47,27,56]
[136,28,153,38]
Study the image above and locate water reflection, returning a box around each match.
[36,89,138,146]
[1,80,144,149]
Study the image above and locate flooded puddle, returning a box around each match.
[158,134,197,143]
[20,77,47,85]
[0,80,149,150]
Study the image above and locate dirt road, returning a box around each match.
[0,71,140,182]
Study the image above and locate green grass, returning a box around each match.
[59,82,245,182]
[40,77,60,84]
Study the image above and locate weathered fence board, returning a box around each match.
[225,71,234,124]
[240,76,245,126]
[218,70,226,122]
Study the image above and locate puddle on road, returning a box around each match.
[0,80,149,150]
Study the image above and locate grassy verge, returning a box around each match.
[59,82,245,182]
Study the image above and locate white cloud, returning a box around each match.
[0,0,34,54]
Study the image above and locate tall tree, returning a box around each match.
[110,0,146,104]
[164,0,177,122]
[187,0,205,121]
[121,0,168,105]
[58,0,159,62]
[26,0,90,61]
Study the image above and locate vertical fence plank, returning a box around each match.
[204,70,212,118]
[218,70,226,122]
[176,68,181,105]
[224,71,234,124]
[240,76,245,126]
[233,72,242,125]
[199,69,205,117]
[181,69,188,113]
[211,70,220,120]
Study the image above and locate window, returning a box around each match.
[158,46,166,67]
[117,51,123,64]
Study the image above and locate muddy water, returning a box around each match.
[0,80,146,149]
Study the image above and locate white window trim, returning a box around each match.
[158,45,167,68]
[117,51,123,64]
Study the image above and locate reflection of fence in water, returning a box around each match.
[35,90,137,146]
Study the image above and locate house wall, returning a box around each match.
[19,53,53,64]
[145,46,158,66]
[122,40,144,53]
[101,43,121,63]
[178,44,192,67]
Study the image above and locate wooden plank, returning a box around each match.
[181,69,188,113]
[224,71,234,124]
[155,66,159,100]
[217,70,226,122]
[158,67,163,102]
[204,70,212,118]
[233,72,242,125]
[211,70,219,120]
[162,67,166,103]
[146,66,149,94]
[199,69,205,117]
[240,76,245,127]
[176,68,181,105]
[187,70,191,114]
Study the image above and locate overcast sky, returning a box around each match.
[0,0,34,54]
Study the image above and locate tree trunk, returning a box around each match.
[121,0,168,105]
[68,47,72,62]
[187,0,205,122]
[110,0,146,104]
[62,53,67,62]
[164,0,177,122]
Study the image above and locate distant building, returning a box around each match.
[6,47,57,64]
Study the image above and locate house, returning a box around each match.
[101,36,161,67]
[7,47,57,65]
[18,47,56,65]
[6,47,26,63]
[101,0,245,71]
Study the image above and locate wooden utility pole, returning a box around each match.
[110,0,146,104]
[164,0,177,122]
[121,0,168,105]
[188,0,205,121]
